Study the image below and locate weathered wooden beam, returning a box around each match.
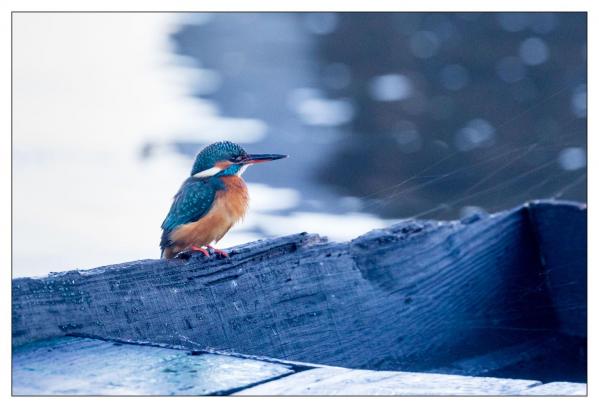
[12,201,586,375]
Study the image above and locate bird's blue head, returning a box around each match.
[191,141,287,178]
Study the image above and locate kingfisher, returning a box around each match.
[160,141,287,259]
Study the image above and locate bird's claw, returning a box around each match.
[174,245,228,260]
[174,245,210,260]
[191,245,211,257]
[207,245,229,258]
[174,250,193,260]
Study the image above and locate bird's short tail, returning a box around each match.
[160,229,173,259]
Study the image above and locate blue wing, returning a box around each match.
[160,178,217,249]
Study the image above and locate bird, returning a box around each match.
[160,141,287,259]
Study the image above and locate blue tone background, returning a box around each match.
[13,13,587,276]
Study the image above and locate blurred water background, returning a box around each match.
[13,13,586,277]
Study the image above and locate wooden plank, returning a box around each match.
[13,336,586,396]
[12,202,579,374]
[527,201,587,338]
[234,367,544,396]
[520,382,587,396]
[12,336,294,396]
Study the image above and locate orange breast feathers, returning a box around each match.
[169,176,249,250]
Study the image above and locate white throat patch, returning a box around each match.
[237,164,250,176]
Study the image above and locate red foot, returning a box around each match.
[190,245,210,257]
[207,245,229,258]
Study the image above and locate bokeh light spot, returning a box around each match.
[571,84,587,118]
[519,37,550,65]
[454,119,496,151]
[369,74,413,102]
[409,31,441,59]
[558,147,586,171]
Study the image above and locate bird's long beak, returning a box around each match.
[241,153,288,164]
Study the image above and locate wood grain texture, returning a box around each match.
[527,200,587,338]
[12,201,586,374]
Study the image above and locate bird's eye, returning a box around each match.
[231,155,243,163]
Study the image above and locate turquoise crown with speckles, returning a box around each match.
[190,141,247,176]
